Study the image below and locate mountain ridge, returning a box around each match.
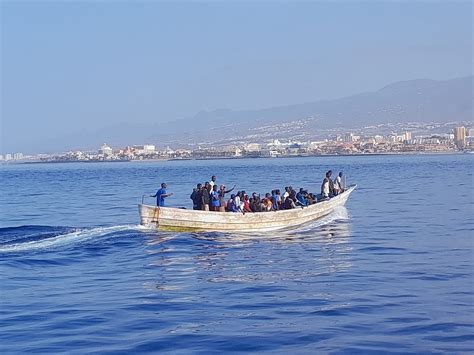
[21,76,474,153]
[155,75,473,139]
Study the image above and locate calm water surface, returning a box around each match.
[1,155,473,353]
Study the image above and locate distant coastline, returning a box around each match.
[3,151,469,166]
[8,159,132,165]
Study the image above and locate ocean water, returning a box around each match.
[1,154,473,353]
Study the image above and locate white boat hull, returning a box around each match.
[139,185,356,232]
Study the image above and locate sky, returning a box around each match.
[1,0,472,154]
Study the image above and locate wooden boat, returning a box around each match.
[139,185,356,232]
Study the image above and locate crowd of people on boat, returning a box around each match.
[151,171,345,212]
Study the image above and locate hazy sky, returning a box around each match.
[1,1,472,153]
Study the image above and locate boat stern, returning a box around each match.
[138,204,159,226]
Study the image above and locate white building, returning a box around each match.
[13,153,23,160]
[261,149,280,158]
[143,144,155,152]
[413,136,424,144]
[99,143,113,156]
[423,137,441,144]
[267,139,282,148]
[67,151,85,160]
[164,146,175,155]
[374,135,385,143]
[245,143,261,152]
[5,154,12,160]
[343,133,354,143]
[309,141,324,150]
[387,135,398,143]
[133,145,156,154]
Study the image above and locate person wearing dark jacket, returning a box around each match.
[190,183,202,210]
[326,170,335,196]
[194,185,204,210]
[283,196,296,209]
[202,182,211,211]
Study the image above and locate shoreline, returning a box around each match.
[2,151,470,165]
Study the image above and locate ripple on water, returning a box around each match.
[1,155,473,353]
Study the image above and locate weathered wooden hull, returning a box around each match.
[139,185,356,232]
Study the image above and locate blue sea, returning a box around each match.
[1,154,473,353]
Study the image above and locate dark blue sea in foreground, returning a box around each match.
[1,154,473,353]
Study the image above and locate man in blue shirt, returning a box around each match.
[151,183,173,207]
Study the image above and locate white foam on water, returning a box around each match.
[0,208,351,252]
[0,224,144,253]
[289,206,349,234]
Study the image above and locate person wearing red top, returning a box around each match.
[243,195,252,213]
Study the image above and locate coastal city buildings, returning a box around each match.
[2,123,473,164]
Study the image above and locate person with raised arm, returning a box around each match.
[151,183,173,207]
[218,184,236,212]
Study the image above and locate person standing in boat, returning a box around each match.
[194,184,204,210]
[333,176,340,195]
[209,175,217,191]
[218,184,236,212]
[202,182,211,211]
[321,177,330,200]
[326,170,335,196]
[210,185,220,211]
[190,183,202,210]
[151,183,173,207]
[334,171,344,194]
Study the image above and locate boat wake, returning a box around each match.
[289,206,349,233]
[0,207,351,253]
[0,224,145,253]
